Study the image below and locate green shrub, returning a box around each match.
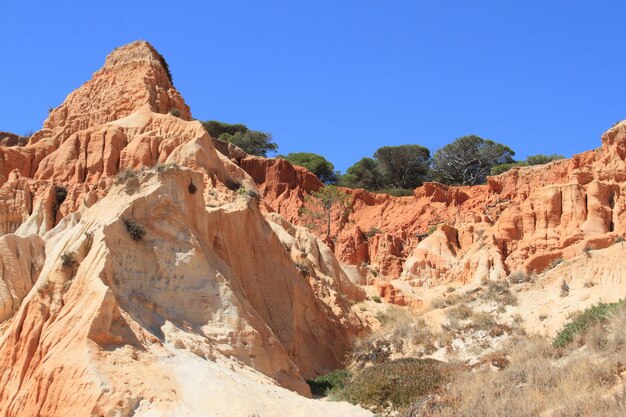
[373,188,414,197]
[60,251,77,268]
[306,369,350,396]
[491,161,528,175]
[334,358,446,412]
[155,49,174,85]
[124,219,145,241]
[169,108,181,118]
[371,295,382,303]
[277,152,338,184]
[526,153,564,165]
[365,227,381,238]
[553,300,626,348]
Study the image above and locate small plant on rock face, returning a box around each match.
[169,108,181,118]
[560,280,570,297]
[300,185,351,239]
[61,251,77,268]
[365,227,381,238]
[548,257,564,270]
[295,262,310,277]
[124,219,145,241]
[615,236,625,244]
[155,163,179,173]
[508,271,532,284]
[371,295,382,303]
[116,169,140,194]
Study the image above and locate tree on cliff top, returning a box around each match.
[300,185,351,238]
[340,157,386,190]
[278,152,338,184]
[373,144,431,189]
[430,135,514,185]
[201,120,278,157]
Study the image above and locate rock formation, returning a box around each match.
[0,41,370,417]
[3,38,626,416]
[236,125,626,301]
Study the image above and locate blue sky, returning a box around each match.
[2,1,625,171]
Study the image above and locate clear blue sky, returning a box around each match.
[2,1,625,171]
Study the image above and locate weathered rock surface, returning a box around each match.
[238,124,626,298]
[4,37,626,416]
[0,41,371,417]
[0,234,45,322]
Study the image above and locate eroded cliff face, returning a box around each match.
[237,125,626,299]
[0,41,371,417]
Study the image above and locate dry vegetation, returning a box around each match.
[413,304,626,417]
[317,281,626,417]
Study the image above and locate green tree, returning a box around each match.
[491,161,528,175]
[279,152,338,184]
[431,135,515,185]
[220,131,278,157]
[491,153,565,176]
[373,145,431,189]
[201,120,278,157]
[201,120,249,138]
[340,157,386,190]
[526,154,564,165]
[300,185,351,238]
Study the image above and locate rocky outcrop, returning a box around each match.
[0,41,372,416]
[0,165,368,416]
[237,124,626,289]
[39,41,190,143]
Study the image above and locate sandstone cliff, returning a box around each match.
[0,41,371,417]
[3,37,626,416]
[236,125,626,303]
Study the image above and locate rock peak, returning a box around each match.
[103,40,163,68]
[39,40,190,140]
